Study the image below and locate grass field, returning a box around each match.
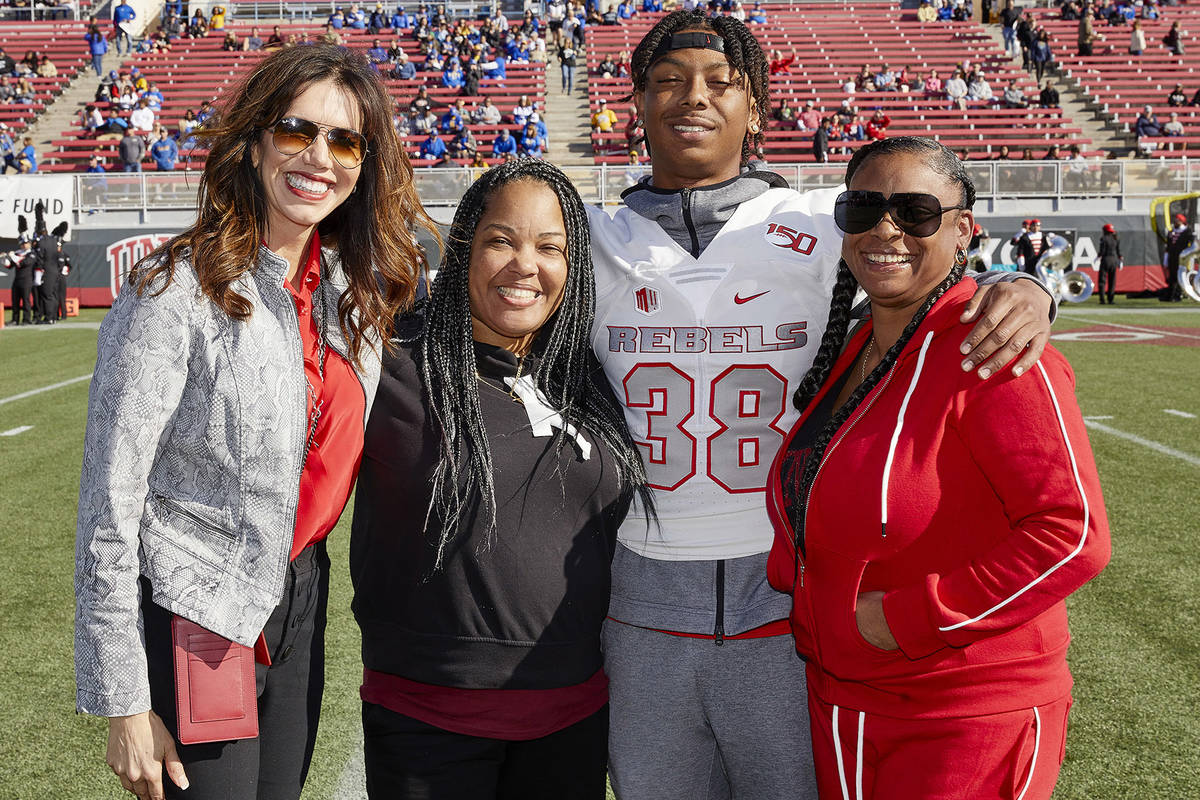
[0,300,1196,800]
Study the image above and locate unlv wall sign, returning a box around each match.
[108,233,175,299]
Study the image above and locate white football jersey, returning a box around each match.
[588,186,844,560]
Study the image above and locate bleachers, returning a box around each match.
[43,19,546,171]
[1030,5,1200,150]
[0,19,90,134]
[585,3,1093,164]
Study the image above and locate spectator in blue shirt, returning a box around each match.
[419,132,447,160]
[517,122,546,157]
[440,105,463,132]
[18,136,37,173]
[86,154,107,173]
[369,4,388,31]
[149,130,178,170]
[392,7,414,28]
[347,3,368,28]
[748,1,767,23]
[328,8,345,28]
[642,0,662,11]
[442,62,465,89]
[617,0,636,18]
[112,0,137,54]
[367,38,389,64]
[85,24,108,76]
[0,125,16,174]
[482,53,507,80]
[142,83,164,109]
[491,128,517,156]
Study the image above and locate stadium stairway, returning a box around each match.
[979,20,1130,155]
[542,61,594,166]
[20,46,127,166]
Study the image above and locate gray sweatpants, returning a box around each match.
[603,618,818,800]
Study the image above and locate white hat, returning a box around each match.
[598,98,607,104]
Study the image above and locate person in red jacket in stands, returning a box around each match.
[768,136,1110,800]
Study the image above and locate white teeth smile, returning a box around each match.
[673,125,707,132]
[498,287,539,300]
[286,173,330,195]
[866,253,913,264]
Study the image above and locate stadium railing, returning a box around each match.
[27,157,1200,214]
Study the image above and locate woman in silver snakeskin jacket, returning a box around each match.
[74,44,435,800]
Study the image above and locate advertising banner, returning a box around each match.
[0,175,73,239]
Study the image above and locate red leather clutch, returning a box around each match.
[171,615,259,745]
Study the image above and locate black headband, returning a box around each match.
[647,31,726,67]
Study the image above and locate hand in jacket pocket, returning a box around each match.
[856,591,899,651]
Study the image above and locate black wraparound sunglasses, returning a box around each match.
[265,116,369,169]
[834,190,968,238]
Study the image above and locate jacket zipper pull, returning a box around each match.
[800,563,805,588]
[714,558,725,647]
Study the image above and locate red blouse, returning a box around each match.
[283,232,366,561]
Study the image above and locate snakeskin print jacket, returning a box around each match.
[74,245,381,717]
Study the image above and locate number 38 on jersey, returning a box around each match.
[621,363,790,493]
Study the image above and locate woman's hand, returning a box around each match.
[855,591,899,651]
[106,711,188,800]
[958,279,1054,379]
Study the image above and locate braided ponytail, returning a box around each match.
[787,261,967,538]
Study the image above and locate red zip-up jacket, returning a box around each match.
[767,278,1110,719]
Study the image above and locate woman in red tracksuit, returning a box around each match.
[767,137,1110,800]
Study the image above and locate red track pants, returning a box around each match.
[809,692,1072,800]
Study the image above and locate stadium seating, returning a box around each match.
[1029,5,1200,150]
[585,3,1094,164]
[39,19,546,171]
[0,19,89,134]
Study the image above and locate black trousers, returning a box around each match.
[362,702,609,800]
[143,540,329,800]
[36,278,58,322]
[10,276,33,323]
[1098,264,1117,302]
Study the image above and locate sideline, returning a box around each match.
[1083,418,1200,468]
[0,374,93,407]
[1057,316,1200,341]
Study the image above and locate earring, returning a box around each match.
[748,122,761,135]
[954,249,968,266]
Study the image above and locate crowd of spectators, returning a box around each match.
[0,121,36,172]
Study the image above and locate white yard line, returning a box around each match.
[1163,409,1197,419]
[0,426,33,436]
[1058,316,1200,341]
[0,374,92,407]
[1083,415,1114,420]
[1083,419,1200,468]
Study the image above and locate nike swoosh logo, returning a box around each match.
[734,290,770,304]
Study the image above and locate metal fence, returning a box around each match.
[57,157,1200,216]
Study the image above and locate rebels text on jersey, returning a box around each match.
[587,187,843,561]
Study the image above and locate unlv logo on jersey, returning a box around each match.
[764,223,817,256]
[634,285,660,316]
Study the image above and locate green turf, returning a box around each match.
[1,301,1196,799]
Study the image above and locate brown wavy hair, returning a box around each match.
[133,43,437,365]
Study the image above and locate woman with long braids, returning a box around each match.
[586,11,1060,799]
[767,137,1110,799]
[350,159,653,799]
[75,44,433,800]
